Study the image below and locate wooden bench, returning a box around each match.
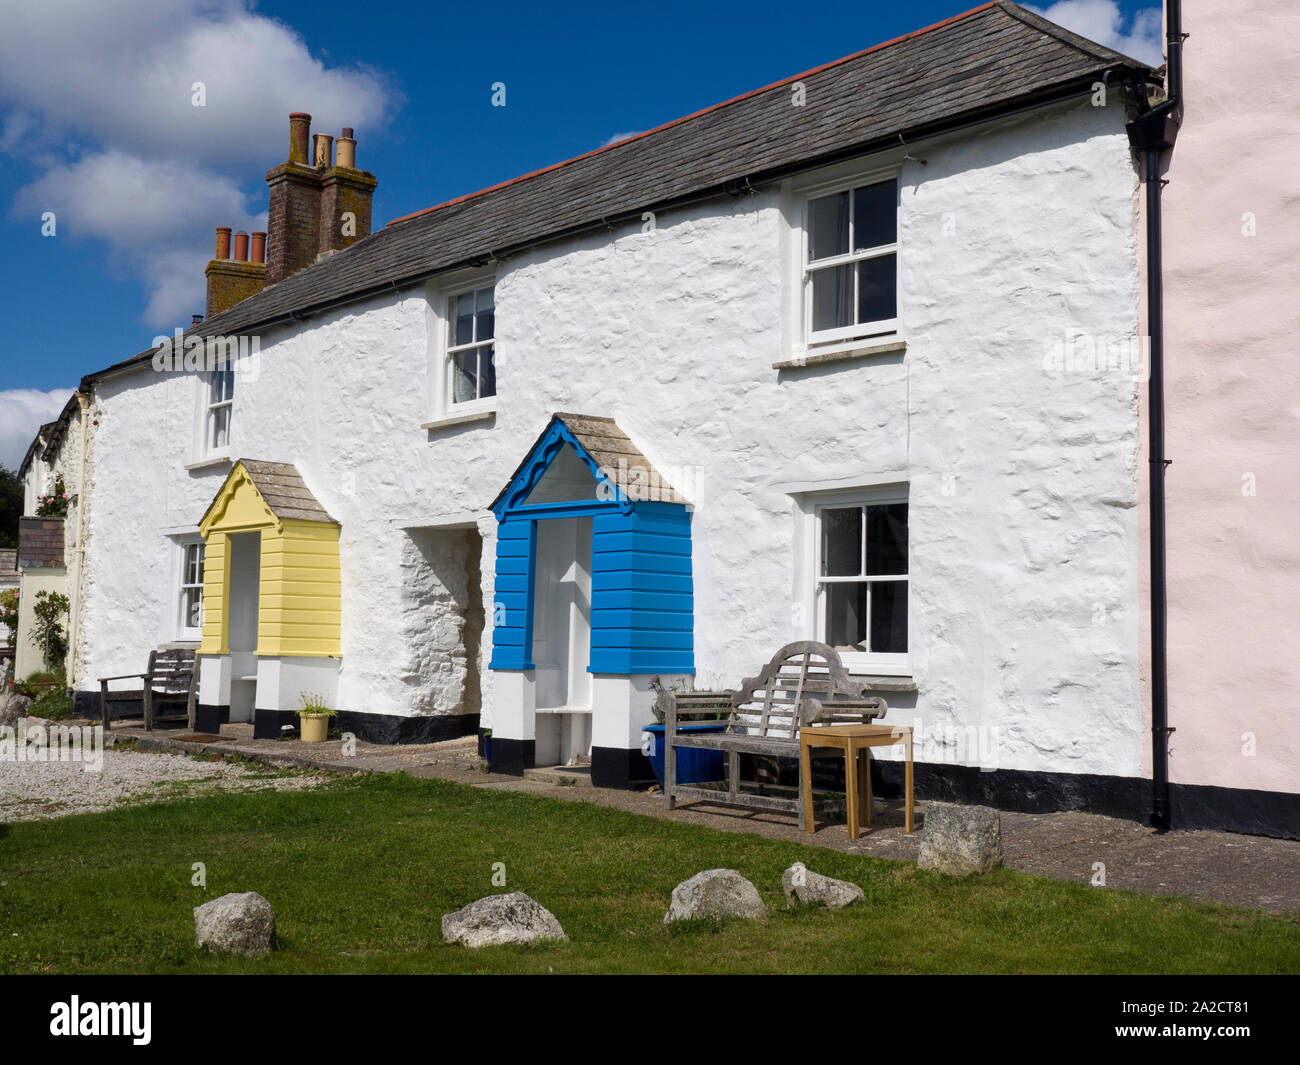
[99,649,199,731]
[663,641,888,829]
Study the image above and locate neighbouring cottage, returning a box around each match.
[13,395,94,683]
[33,2,1291,835]
[1157,0,1300,837]
[0,548,18,676]
[0,550,17,595]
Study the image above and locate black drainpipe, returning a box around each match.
[1125,1,1184,831]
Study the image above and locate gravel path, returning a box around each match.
[0,747,328,823]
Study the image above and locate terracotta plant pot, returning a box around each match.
[299,713,330,743]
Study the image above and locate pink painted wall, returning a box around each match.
[1163,0,1300,794]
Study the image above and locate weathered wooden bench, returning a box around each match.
[663,641,888,829]
[99,648,199,731]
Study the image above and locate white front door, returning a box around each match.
[531,516,592,710]
[226,531,261,722]
[531,516,593,765]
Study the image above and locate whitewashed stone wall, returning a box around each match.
[80,97,1143,775]
[398,528,481,715]
[82,370,210,679]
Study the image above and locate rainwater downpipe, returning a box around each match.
[1126,0,1184,830]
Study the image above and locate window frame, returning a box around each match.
[795,163,901,349]
[443,279,497,414]
[175,537,206,642]
[204,366,234,458]
[797,482,911,676]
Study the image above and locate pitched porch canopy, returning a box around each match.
[198,459,341,657]
[488,413,694,676]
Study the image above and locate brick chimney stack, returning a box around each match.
[205,224,267,319]
[265,113,377,286]
[265,112,322,284]
[202,114,376,315]
[319,125,377,259]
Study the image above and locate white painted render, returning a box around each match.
[79,97,1143,776]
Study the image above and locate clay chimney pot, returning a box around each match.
[313,132,334,168]
[336,129,357,169]
[288,112,312,165]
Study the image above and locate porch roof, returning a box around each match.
[199,459,335,531]
[491,413,684,514]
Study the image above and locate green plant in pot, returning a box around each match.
[298,692,337,743]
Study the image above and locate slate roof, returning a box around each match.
[206,459,336,526]
[40,393,84,465]
[16,421,57,480]
[84,1,1152,385]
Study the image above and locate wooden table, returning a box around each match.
[800,723,914,838]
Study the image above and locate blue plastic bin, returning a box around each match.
[643,723,727,785]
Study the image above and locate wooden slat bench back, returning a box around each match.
[663,641,889,827]
[99,649,200,731]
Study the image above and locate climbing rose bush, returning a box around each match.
[35,474,70,518]
[1,588,17,642]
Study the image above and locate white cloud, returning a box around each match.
[15,150,264,245]
[143,247,233,327]
[0,1,394,169]
[15,150,267,323]
[600,130,643,148]
[0,389,74,472]
[1028,1,1164,67]
[0,0,399,330]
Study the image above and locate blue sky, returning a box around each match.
[0,0,1162,467]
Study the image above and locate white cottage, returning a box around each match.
[72,4,1159,802]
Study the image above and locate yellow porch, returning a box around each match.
[195,460,341,725]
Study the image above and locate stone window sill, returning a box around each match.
[421,408,496,432]
[773,338,907,371]
[184,456,233,472]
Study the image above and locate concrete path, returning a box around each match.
[111,721,1300,915]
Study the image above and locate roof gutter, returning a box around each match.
[1125,1,1184,832]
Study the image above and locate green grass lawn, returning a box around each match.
[2,772,1297,974]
